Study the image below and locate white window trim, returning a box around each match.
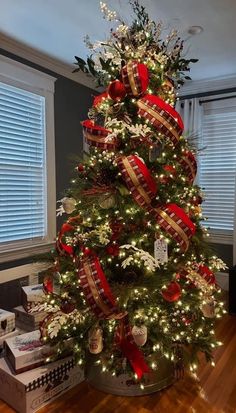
[0,55,56,263]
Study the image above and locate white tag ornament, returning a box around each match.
[154,239,168,264]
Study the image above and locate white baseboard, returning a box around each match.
[216,272,229,291]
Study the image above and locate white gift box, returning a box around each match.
[0,328,27,358]
[13,306,46,332]
[0,356,84,413]
[4,330,54,374]
[0,308,15,337]
[22,284,45,313]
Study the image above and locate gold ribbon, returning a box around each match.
[157,209,189,250]
[127,62,138,96]
[122,157,152,204]
[137,100,180,143]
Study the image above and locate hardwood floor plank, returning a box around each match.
[0,314,236,413]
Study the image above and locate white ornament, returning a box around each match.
[132,325,147,347]
[201,299,215,318]
[154,239,168,264]
[62,197,76,214]
[89,326,103,354]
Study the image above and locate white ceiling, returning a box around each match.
[0,0,236,81]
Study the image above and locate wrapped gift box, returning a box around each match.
[13,306,46,332]
[4,330,54,374]
[22,284,45,312]
[0,356,84,413]
[0,308,15,337]
[0,328,26,357]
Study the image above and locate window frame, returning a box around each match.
[0,55,56,263]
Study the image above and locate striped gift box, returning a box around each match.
[117,155,157,208]
[82,120,117,151]
[137,95,184,146]
[154,203,195,252]
[78,255,119,319]
[121,61,149,96]
[179,151,197,183]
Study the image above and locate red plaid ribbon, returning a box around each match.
[137,95,183,146]
[179,151,197,183]
[82,120,117,151]
[197,264,216,285]
[153,203,196,252]
[121,61,149,96]
[117,155,157,208]
[78,255,121,319]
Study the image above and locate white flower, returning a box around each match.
[120,244,160,272]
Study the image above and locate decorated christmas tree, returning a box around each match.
[40,1,226,389]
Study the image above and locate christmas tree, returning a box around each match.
[41,1,226,386]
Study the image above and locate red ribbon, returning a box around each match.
[115,314,149,379]
[56,222,74,255]
[119,339,150,379]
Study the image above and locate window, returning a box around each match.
[0,55,56,262]
[199,96,236,244]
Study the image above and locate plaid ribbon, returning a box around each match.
[78,255,122,319]
[179,151,197,183]
[82,120,117,151]
[121,61,143,96]
[137,95,183,146]
[117,155,157,208]
[153,204,196,252]
[197,264,216,285]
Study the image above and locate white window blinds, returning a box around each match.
[199,97,236,234]
[0,81,47,247]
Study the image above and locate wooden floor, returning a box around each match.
[1,314,236,413]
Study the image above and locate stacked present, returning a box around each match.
[13,284,46,332]
[0,284,84,413]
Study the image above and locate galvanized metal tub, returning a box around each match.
[85,354,175,396]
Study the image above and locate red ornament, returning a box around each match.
[82,246,93,256]
[93,91,108,107]
[161,281,181,302]
[77,163,85,172]
[107,80,126,101]
[106,243,120,256]
[43,277,53,294]
[60,300,75,314]
[121,61,149,96]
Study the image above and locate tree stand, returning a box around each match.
[85,354,175,396]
